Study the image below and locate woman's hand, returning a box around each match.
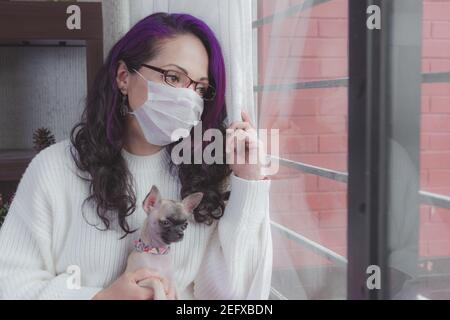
[92,268,176,300]
[226,110,268,181]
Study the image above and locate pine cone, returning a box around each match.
[33,127,56,152]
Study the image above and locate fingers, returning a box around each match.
[159,276,177,300]
[132,268,177,300]
[229,121,252,131]
[131,268,163,283]
[166,285,177,300]
[138,286,155,300]
[226,110,265,166]
[227,111,256,148]
[229,110,254,131]
[159,275,170,292]
[241,110,253,127]
[226,128,258,155]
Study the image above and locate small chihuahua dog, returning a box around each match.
[125,185,203,300]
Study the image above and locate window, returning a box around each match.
[253,0,450,300]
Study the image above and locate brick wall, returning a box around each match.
[421,0,450,258]
[258,0,450,268]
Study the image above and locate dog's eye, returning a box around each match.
[182,223,188,230]
[160,220,170,226]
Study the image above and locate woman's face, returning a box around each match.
[117,33,210,111]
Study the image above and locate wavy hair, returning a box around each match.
[70,12,231,239]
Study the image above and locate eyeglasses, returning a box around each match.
[140,64,216,101]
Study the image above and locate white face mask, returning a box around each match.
[129,70,204,146]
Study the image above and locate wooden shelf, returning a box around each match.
[0,0,103,93]
[0,1,102,41]
[0,149,37,181]
[0,1,103,186]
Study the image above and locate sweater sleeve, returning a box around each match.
[0,150,102,300]
[193,173,273,300]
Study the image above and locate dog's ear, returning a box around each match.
[143,185,161,214]
[182,192,204,213]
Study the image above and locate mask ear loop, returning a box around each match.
[133,69,147,81]
[132,68,153,109]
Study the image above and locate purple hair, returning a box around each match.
[70,13,231,238]
[105,12,226,145]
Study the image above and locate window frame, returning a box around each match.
[253,0,450,300]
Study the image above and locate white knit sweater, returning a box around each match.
[0,139,272,300]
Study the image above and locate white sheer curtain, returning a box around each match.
[101,0,256,125]
[256,0,348,300]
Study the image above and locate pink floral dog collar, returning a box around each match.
[133,238,170,255]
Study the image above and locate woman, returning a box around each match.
[0,12,272,300]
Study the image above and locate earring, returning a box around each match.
[120,94,130,117]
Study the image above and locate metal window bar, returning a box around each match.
[253,0,333,28]
[254,72,450,92]
[266,158,450,298]
[255,0,344,301]
[419,191,450,211]
[271,221,348,267]
[347,0,423,299]
[422,72,450,84]
[270,155,348,183]
[253,1,450,210]
[269,287,289,300]
[270,156,450,211]
[268,220,347,300]
[255,0,447,300]
[254,78,349,92]
[347,0,390,299]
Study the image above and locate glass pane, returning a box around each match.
[413,0,450,299]
[387,0,450,300]
[423,0,450,73]
[255,0,349,299]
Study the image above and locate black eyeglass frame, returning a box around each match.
[140,63,216,101]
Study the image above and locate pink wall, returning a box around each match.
[421,0,450,257]
[258,0,450,268]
